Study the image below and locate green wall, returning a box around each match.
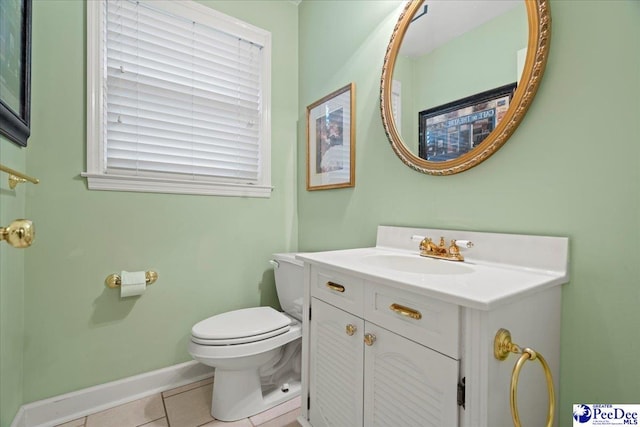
[298,0,640,422]
[0,139,26,427]
[17,0,298,406]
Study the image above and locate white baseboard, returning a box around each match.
[10,361,213,427]
[9,408,26,427]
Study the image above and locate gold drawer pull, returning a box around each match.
[389,303,422,320]
[346,324,357,336]
[326,281,345,293]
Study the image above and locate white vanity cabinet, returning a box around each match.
[298,226,570,427]
[307,271,459,427]
[309,298,364,426]
[362,316,458,427]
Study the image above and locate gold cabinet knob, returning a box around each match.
[364,333,376,346]
[346,324,357,336]
[0,219,35,248]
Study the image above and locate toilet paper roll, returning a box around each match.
[120,270,147,298]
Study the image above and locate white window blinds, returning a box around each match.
[85,0,272,196]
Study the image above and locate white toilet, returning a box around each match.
[188,253,303,422]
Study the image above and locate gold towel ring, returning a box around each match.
[510,348,555,427]
[494,328,555,427]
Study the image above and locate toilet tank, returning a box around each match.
[272,253,303,321]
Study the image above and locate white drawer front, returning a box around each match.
[364,282,460,359]
[310,266,364,317]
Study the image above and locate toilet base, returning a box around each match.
[211,368,301,421]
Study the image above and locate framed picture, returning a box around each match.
[418,82,516,162]
[306,83,355,190]
[0,0,32,147]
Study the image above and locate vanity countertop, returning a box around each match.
[297,226,570,311]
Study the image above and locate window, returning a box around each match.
[85,0,272,197]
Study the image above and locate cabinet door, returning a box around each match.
[309,298,364,427]
[363,324,459,427]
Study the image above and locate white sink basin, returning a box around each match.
[361,254,474,275]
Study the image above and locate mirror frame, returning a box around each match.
[380,0,551,175]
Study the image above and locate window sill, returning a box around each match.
[81,172,272,198]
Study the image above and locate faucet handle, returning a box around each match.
[454,240,474,249]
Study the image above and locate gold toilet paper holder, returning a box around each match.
[105,271,158,289]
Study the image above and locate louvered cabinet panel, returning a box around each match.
[309,298,364,427]
[363,324,459,427]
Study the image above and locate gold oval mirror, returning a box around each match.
[380,0,551,175]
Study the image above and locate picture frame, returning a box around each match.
[418,82,516,162]
[0,0,32,147]
[306,83,355,190]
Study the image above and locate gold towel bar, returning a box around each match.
[0,163,40,189]
[105,271,158,289]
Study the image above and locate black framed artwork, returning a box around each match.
[0,0,32,147]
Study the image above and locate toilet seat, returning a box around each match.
[189,319,301,361]
[191,306,291,346]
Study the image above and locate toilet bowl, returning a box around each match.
[188,253,303,422]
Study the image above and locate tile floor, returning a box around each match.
[54,377,301,427]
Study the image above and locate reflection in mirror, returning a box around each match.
[395,0,525,158]
[417,82,516,162]
[381,0,551,175]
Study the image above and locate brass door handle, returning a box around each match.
[326,281,345,293]
[389,303,422,320]
[364,333,376,346]
[0,219,35,248]
[346,324,357,336]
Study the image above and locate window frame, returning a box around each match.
[84,0,272,197]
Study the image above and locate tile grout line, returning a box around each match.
[161,377,214,400]
[159,376,213,427]
[136,415,168,427]
[161,392,172,427]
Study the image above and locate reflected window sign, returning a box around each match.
[419,83,515,162]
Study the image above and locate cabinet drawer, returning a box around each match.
[364,282,460,359]
[310,266,364,317]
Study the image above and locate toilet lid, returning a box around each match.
[191,324,291,345]
[191,306,291,342]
